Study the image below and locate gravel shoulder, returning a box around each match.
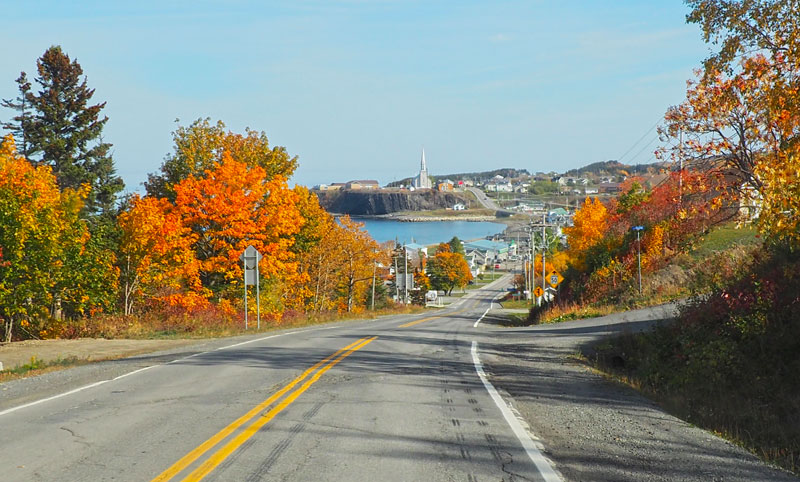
[478,305,798,481]
[0,338,202,371]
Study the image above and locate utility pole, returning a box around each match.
[523,254,528,301]
[394,254,399,303]
[678,128,683,206]
[404,245,408,303]
[530,223,537,306]
[633,226,644,294]
[243,256,248,330]
[371,259,377,310]
[541,212,547,301]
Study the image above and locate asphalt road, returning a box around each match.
[0,278,795,481]
[467,187,505,213]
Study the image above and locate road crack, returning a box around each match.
[60,426,91,448]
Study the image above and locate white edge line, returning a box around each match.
[215,333,283,350]
[0,324,348,417]
[473,290,507,328]
[0,365,158,417]
[474,306,491,328]
[471,341,562,482]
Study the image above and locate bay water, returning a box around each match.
[354,218,505,245]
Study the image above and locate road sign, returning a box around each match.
[240,245,263,329]
[547,270,563,288]
[240,245,263,286]
[533,286,544,298]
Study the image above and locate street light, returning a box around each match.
[632,225,644,294]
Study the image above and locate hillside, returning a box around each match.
[564,160,670,178]
[386,168,530,187]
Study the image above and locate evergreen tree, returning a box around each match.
[1,73,33,159]
[448,236,466,256]
[20,46,123,217]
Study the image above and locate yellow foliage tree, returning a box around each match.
[0,135,112,341]
[563,197,608,271]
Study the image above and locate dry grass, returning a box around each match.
[538,302,617,323]
[40,303,424,341]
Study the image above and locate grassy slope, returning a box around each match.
[585,225,799,474]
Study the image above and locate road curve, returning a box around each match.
[0,279,794,481]
[467,187,503,212]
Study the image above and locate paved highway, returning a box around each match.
[0,276,559,481]
[0,277,794,481]
[466,187,516,216]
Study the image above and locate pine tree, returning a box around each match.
[1,73,33,159]
[23,46,124,217]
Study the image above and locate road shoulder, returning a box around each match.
[476,312,797,481]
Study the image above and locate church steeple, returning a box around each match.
[413,147,432,189]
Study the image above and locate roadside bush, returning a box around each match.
[595,244,800,473]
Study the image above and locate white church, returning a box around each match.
[412,149,432,189]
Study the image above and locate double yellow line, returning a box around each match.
[153,336,377,482]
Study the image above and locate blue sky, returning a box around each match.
[1,1,710,191]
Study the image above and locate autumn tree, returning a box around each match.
[428,243,473,295]
[563,197,608,271]
[11,46,124,217]
[172,154,304,314]
[292,186,331,261]
[117,195,202,314]
[300,216,339,312]
[662,1,800,245]
[146,118,297,201]
[333,216,386,312]
[0,136,114,341]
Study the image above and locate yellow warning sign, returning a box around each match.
[547,271,564,288]
[533,286,544,297]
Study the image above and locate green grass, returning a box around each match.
[466,274,504,290]
[500,299,531,309]
[0,355,85,382]
[691,222,760,259]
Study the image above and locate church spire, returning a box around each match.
[421,148,427,172]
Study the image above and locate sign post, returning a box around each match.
[632,226,644,294]
[240,245,263,329]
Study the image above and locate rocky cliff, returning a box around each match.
[314,190,469,215]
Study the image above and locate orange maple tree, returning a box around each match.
[118,195,202,314]
[172,154,304,315]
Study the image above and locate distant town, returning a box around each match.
[312,148,673,217]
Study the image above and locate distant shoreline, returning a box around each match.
[344,213,528,228]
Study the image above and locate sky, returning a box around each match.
[1,1,712,192]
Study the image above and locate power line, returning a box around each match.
[617,118,662,163]
[628,135,660,164]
